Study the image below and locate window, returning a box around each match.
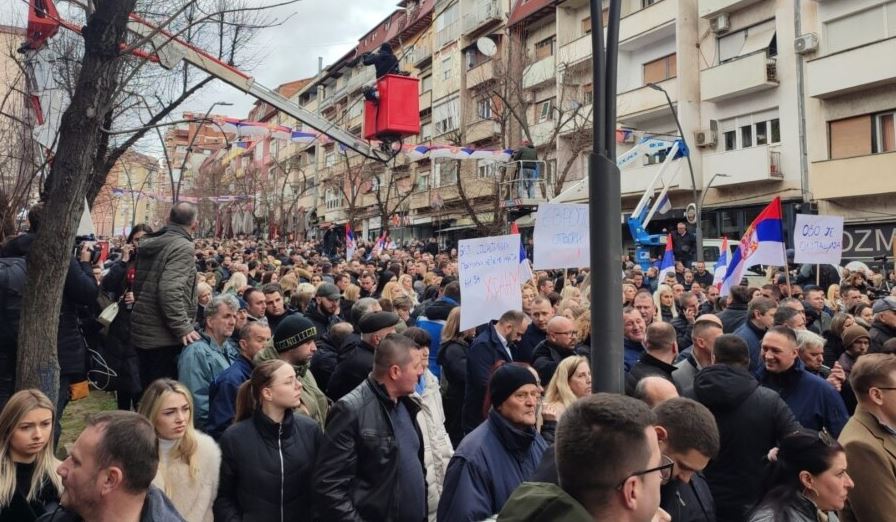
[441,56,452,80]
[718,19,776,63]
[740,125,753,148]
[477,161,497,178]
[433,161,458,187]
[417,171,429,191]
[642,54,676,84]
[830,116,872,159]
[465,48,479,69]
[825,6,889,54]
[642,0,661,6]
[724,131,736,151]
[421,75,433,93]
[420,122,432,141]
[477,98,492,120]
[537,98,554,122]
[535,37,554,60]
[875,112,896,153]
[325,152,336,167]
[582,17,592,35]
[770,119,780,144]
[433,97,459,135]
[755,121,768,145]
[583,83,593,105]
[325,188,343,209]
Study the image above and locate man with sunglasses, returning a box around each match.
[499,394,671,522]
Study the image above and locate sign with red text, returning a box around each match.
[458,234,523,331]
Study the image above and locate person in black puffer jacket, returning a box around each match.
[691,334,802,522]
[437,307,472,448]
[214,359,321,522]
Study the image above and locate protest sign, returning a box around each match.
[458,234,523,331]
[532,203,590,269]
[793,214,844,265]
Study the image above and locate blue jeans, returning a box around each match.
[519,168,537,198]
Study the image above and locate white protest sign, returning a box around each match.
[793,214,844,265]
[458,234,523,331]
[532,203,590,269]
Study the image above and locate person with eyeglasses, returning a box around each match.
[498,394,671,522]
[838,353,896,522]
[532,316,578,386]
[748,430,853,522]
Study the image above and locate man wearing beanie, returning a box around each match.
[254,314,329,426]
[327,311,401,401]
[438,364,548,521]
[840,324,872,378]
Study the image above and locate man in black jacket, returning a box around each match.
[326,312,399,400]
[314,333,426,521]
[655,398,719,522]
[671,222,697,267]
[626,322,679,396]
[305,282,343,340]
[717,285,751,333]
[692,334,801,522]
[870,297,896,353]
[532,316,578,385]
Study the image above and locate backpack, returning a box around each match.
[0,257,26,348]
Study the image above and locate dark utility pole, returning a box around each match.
[589,0,623,393]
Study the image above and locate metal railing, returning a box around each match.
[496,160,553,202]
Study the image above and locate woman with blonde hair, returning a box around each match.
[292,282,317,313]
[399,273,419,305]
[138,379,220,522]
[0,390,61,521]
[654,284,678,322]
[827,284,842,312]
[221,272,247,297]
[278,273,299,299]
[556,299,584,321]
[214,360,321,521]
[543,356,591,419]
[381,281,406,305]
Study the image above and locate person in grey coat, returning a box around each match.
[131,202,200,389]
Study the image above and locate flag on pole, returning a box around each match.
[712,237,729,290]
[511,222,534,286]
[720,197,786,297]
[658,234,676,282]
[657,194,672,215]
[345,223,355,261]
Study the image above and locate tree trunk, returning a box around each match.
[17,0,137,402]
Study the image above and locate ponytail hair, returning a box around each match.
[234,359,289,423]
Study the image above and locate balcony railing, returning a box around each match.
[437,20,460,48]
[701,53,778,102]
[523,55,556,90]
[463,0,502,34]
[806,37,896,99]
[466,60,495,89]
[811,151,896,200]
[701,144,783,188]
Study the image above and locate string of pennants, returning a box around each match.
[110,187,253,204]
[197,116,638,164]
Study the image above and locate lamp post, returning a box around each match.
[697,173,730,244]
[175,101,233,202]
[646,82,701,261]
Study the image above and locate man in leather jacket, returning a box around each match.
[314,333,427,521]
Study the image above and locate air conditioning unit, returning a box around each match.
[794,33,819,55]
[710,13,730,34]
[694,129,717,148]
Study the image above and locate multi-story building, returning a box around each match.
[162,112,234,199]
[91,150,162,236]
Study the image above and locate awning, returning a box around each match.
[740,27,776,57]
[438,223,477,232]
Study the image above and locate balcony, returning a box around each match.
[466,119,501,143]
[410,190,431,210]
[619,0,677,49]
[345,68,375,94]
[419,90,432,111]
[701,53,778,102]
[558,34,591,71]
[698,0,765,19]
[530,119,555,147]
[410,39,433,67]
[466,60,495,89]
[806,37,896,99]
[462,0,502,35]
[437,20,460,48]
[559,103,593,135]
[811,152,896,199]
[702,145,783,187]
[616,78,677,123]
[523,55,556,90]
[620,158,692,196]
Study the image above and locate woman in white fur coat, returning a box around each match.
[138,379,221,522]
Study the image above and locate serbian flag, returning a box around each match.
[720,197,786,297]
[658,234,676,282]
[345,224,356,261]
[712,237,729,290]
[511,223,534,286]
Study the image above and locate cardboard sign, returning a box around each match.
[533,203,590,269]
[794,214,844,265]
[458,234,523,331]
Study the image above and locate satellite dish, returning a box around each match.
[476,37,497,57]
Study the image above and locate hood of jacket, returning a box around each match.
[425,297,458,321]
[1,232,33,257]
[488,408,540,461]
[693,365,759,412]
[497,482,592,522]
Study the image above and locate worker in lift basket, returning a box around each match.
[361,43,401,104]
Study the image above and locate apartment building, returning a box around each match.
[92,150,163,236]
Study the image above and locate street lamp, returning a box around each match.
[697,173,730,242]
[645,82,702,261]
[175,101,233,202]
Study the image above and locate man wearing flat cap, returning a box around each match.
[327,311,401,401]
[438,364,548,521]
[306,282,343,341]
[870,296,896,354]
[254,314,329,425]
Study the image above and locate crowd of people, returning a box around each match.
[1,204,896,522]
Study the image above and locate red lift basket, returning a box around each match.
[25,0,61,51]
[363,74,420,141]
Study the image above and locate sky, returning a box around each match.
[0,0,400,117]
